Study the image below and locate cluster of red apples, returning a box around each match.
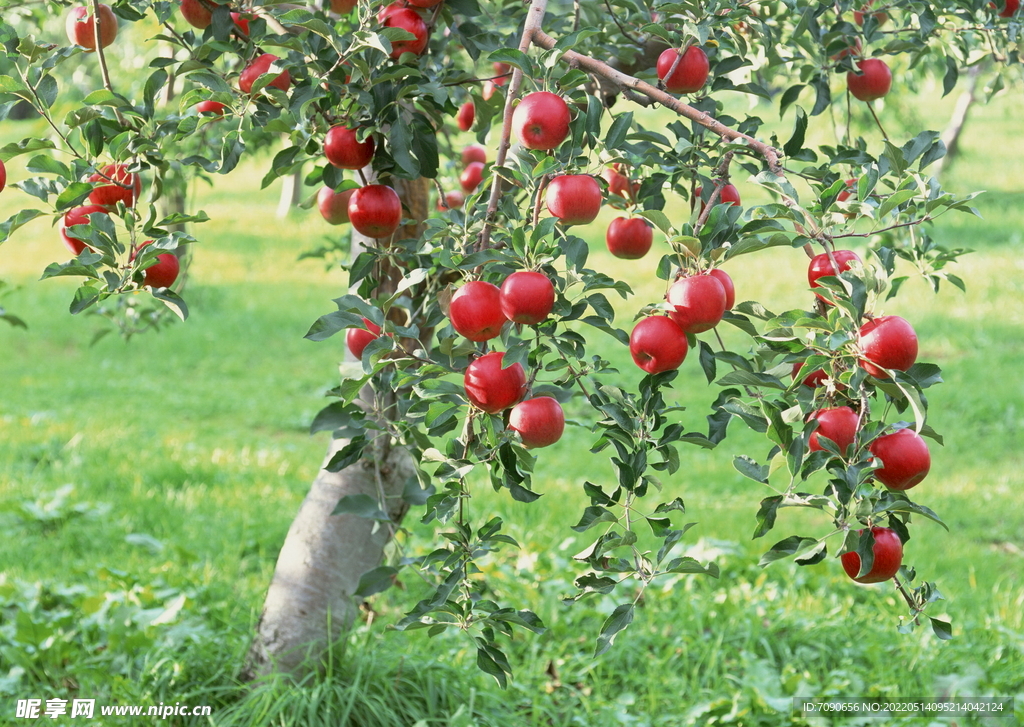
[347,271,565,449]
[802,249,932,584]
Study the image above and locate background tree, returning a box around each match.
[1,0,1012,687]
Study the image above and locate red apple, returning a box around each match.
[847,58,892,102]
[324,126,375,170]
[482,80,497,101]
[830,37,862,61]
[456,101,475,132]
[377,2,406,21]
[656,46,710,94]
[407,0,442,7]
[841,527,903,584]
[869,428,931,491]
[231,12,251,34]
[347,184,403,239]
[317,186,356,225]
[807,249,860,303]
[461,144,486,166]
[464,352,527,414]
[708,268,735,310]
[330,0,358,13]
[0,159,6,194]
[694,184,741,212]
[65,4,117,51]
[437,190,465,211]
[667,274,727,334]
[630,316,688,374]
[837,178,856,202]
[88,164,141,208]
[603,165,639,201]
[179,0,211,29]
[512,92,571,151]
[383,8,429,58]
[460,162,485,193]
[994,0,1021,16]
[858,315,918,378]
[509,397,565,448]
[853,2,888,26]
[792,361,830,389]
[500,271,554,325]
[605,217,653,260]
[346,318,382,359]
[808,406,859,456]
[196,100,227,116]
[545,174,602,226]
[449,281,506,341]
[133,242,180,288]
[59,204,109,254]
[239,54,291,94]
[492,61,511,86]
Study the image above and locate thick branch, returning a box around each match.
[530,29,784,175]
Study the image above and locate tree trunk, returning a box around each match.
[244,176,430,679]
[277,167,304,218]
[936,64,981,178]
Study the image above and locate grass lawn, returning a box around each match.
[0,83,1022,726]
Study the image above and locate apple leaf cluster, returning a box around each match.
[0,0,1012,683]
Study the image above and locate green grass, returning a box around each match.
[1,87,1023,726]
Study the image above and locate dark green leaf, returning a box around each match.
[595,603,633,657]
[355,565,398,597]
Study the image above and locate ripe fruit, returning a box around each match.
[239,54,291,94]
[324,126,375,170]
[346,318,382,359]
[808,406,859,456]
[499,271,554,325]
[847,58,892,102]
[0,159,5,193]
[59,204,109,254]
[437,190,465,211]
[994,0,1020,17]
[869,428,931,491]
[231,12,251,35]
[196,100,227,116]
[858,315,918,378]
[837,178,856,202]
[464,352,527,414]
[88,164,141,208]
[347,184,403,239]
[449,281,506,341]
[460,162,485,193]
[708,268,735,310]
[603,165,639,200]
[694,184,741,211]
[317,186,356,225]
[65,4,118,51]
[545,175,602,226]
[807,249,860,302]
[830,37,862,61]
[509,397,565,449]
[792,362,829,389]
[383,8,429,58]
[629,316,688,374]
[482,80,498,102]
[841,527,903,584]
[853,2,888,26]
[179,0,212,29]
[407,0,443,7]
[667,274,727,334]
[492,61,511,86]
[605,217,653,260]
[461,144,487,166]
[456,101,475,131]
[377,2,406,22]
[133,242,180,289]
[512,92,571,151]
[656,46,710,94]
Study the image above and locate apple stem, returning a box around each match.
[531,173,550,229]
[867,100,889,139]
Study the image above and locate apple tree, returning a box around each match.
[0,0,1004,682]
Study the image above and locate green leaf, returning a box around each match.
[639,209,672,233]
[758,535,819,567]
[0,209,44,245]
[331,492,390,520]
[69,285,100,315]
[877,189,918,218]
[930,617,953,640]
[734,455,768,484]
[595,603,633,657]
[476,646,509,689]
[310,401,362,434]
[752,495,782,539]
[488,48,532,76]
[304,310,365,341]
[355,566,398,597]
[571,506,617,532]
[324,437,368,472]
[605,112,633,151]
[151,288,189,321]
[941,56,958,98]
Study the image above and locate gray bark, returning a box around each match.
[277,167,304,218]
[936,64,981,177]
[244,175,430,680]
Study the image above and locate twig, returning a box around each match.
[602,0,644,46]
[90,0,127,127]
[832,217,932,238]
[866,101,889,138]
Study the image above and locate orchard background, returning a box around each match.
[1,0,1023,724]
